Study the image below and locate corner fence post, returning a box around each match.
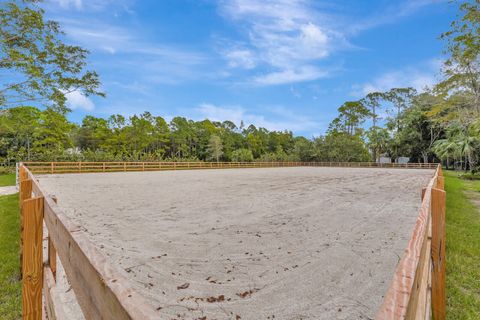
[22,196,44,320]
[431,187,446,320]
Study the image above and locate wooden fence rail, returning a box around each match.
[17,162,444,319]
[18,165,159,320]
[22,161,438,175]
[376,165,446,320]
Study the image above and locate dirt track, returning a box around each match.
[38,167,433,320]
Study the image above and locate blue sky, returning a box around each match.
[44,0,458,137]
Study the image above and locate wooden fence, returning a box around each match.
[376,165,446,320]
[22,161,438,174]
[17,162,444,319]
[18,164,159,319]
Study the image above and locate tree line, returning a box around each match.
[1,1,479,171]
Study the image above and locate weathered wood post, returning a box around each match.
[48,196,58,279]
[431,186,446,320]
[19,170,32,279]
[22,196,44,320]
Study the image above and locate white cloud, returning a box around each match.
[218,0,342,85]
[195,103,320,133]
[63,23,206,63]
[58,20,209,84]
[217,0,447,86]
[348,0,449,34]
[254,66,328,85]
[55,0,83,10]
[224,49,257,69]
[65,91,95,111]
[352,60,441,97]
[49,0,133,12]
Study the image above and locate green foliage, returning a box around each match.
[314,132,370,162]
[0,0,478,170]
[328,100,371,135]
[207,135,223,162]
[231,148,254,162]
[459,172,480,180]
[0,0,103,111]
[0,193,21,320]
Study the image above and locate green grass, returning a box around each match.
[444,171,480,319]
[0,174,16,187]
[0,193,21,320]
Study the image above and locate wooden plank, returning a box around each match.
[44,264,72,320]
[405,216,432,320]
[20,179,32,207]
[48,196,58,279]
[431,188,446,320]
[22,196,44,320]
[376,171,437,319]
[437,176,445,190]
[376,201,430,319]
[42,196,159,319]
[22,161,440,175]
[19,179,33,280]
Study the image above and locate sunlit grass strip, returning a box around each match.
[444,171,480,319]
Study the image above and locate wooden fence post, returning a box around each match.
[437,176,444,190]
[48,196,58,280]
[431,188,446,320]
[22,196,44,320]
[19,178,33,279]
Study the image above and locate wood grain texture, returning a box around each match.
[431,188,446,320]
[44,266,69,320]
[48,196,57,279]
[405,216,432,320]
[19,179,33,280]
[22,196,44,320]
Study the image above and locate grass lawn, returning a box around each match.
[0,192,21,320]
[0,174,16,187]
[444,171,480,319]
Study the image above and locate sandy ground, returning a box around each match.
[37,167,433,320]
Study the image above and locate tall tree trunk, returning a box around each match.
[421,151,428,164]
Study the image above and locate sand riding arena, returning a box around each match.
[17,162,446,320]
